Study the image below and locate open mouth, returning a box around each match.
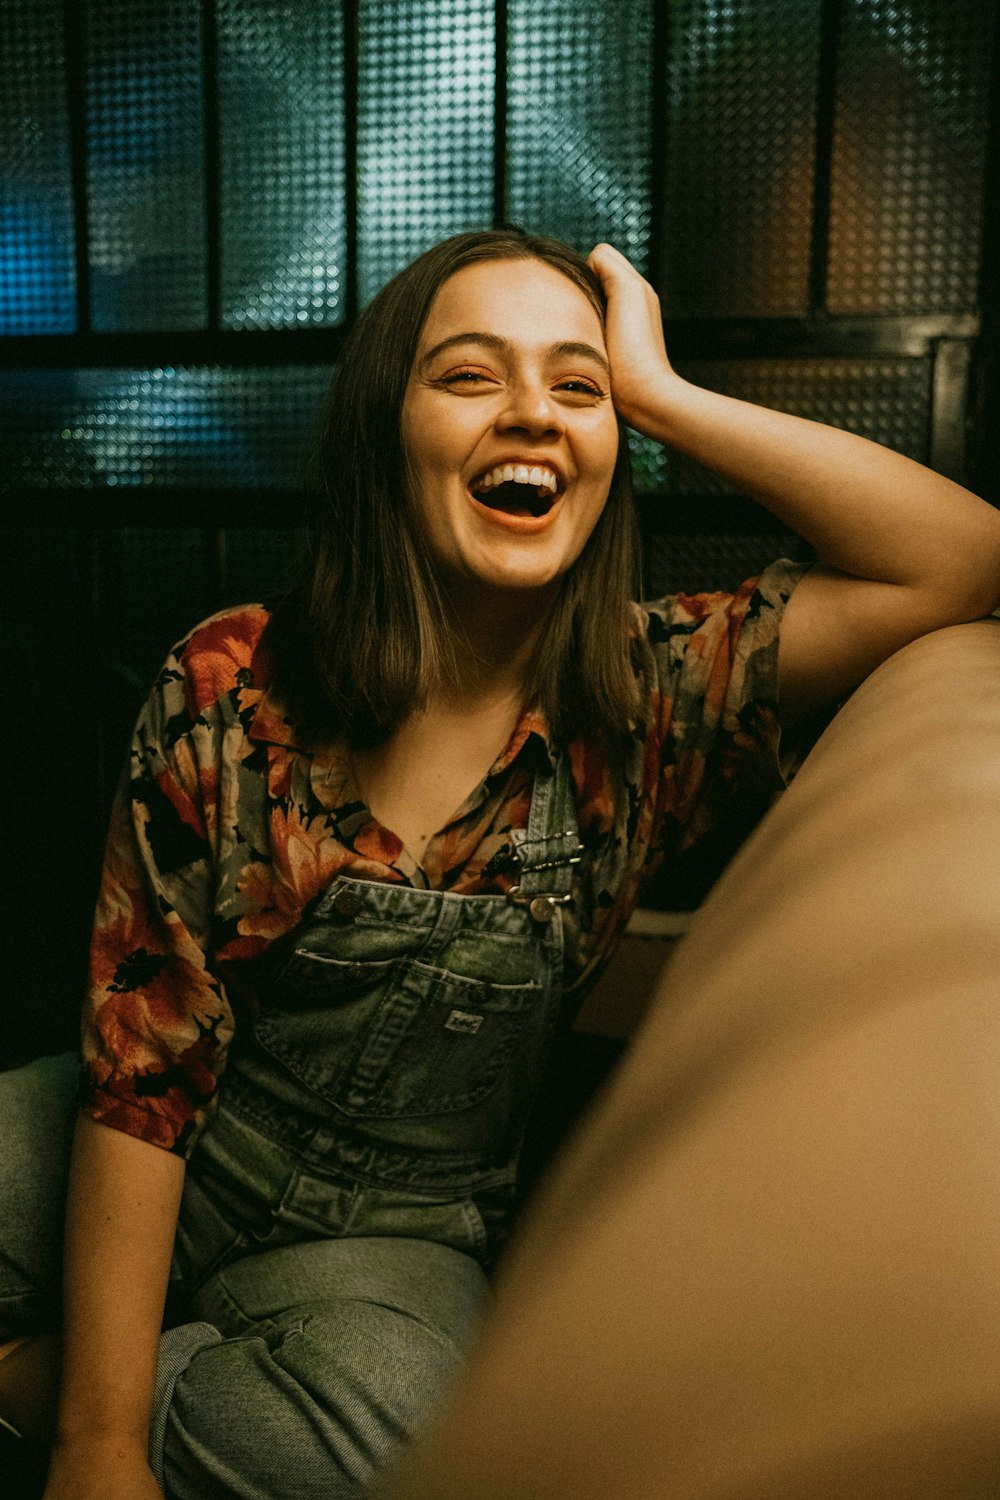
[469,463,561,519]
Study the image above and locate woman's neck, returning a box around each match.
[438,579,556,709]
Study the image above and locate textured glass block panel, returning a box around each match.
[507,0,653,268]
[828,0,994,314]
[0,0,75,332]
[87,0,207,330]
[662,0,822,316]
[644,532,803,599]
[218,1,347,329]
[629,357,932,492]
[0,367,331,493]
[358,0,494,303]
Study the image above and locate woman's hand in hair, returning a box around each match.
[586,242,679,436]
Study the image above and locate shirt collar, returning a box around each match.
[246,683,310,749]
[488,700,558,775]
[247,683,557,771]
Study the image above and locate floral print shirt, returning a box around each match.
[82,558,808,1156]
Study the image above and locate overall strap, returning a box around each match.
[507,753,583,924]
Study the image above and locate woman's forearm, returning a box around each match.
[54,1113,185,1452]
[632,372,1000,614]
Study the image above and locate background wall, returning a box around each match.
[2,0,998,1060]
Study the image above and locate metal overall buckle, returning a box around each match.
[504,886,573,926]
[503,834,583,924]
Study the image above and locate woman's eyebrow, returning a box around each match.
[419,332,610,378]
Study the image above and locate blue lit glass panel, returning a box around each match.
[357,0,494,304]
[507,0,653,269]
[0,367,331,493]
[86,0,207,330]
[0,0,76,333]
[217,0,347,329]
[662,0,822,316]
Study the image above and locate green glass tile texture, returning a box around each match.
[86,0,207,330]
[644,533,803,598]
[0,367,331,493]
[629,356,931,492]
[217,0,347,329]
[828,0,995,314]
[357,0,494,304]
[507,0,653,269]
[0,0,76,333]
[661,0,823,316]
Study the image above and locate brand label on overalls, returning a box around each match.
[444,1009,485,1034]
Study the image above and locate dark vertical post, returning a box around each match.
[83,527,107,810]
[208,525,229,607]
[808,0,844,318]
[344,0,359,321]
[970,1,1000,502]
[493,0,508,225]
[929,339,974,483]
[64,0,92,333]
[202,0,221,330]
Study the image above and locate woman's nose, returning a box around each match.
[496,379,563,435]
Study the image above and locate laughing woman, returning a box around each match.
[2,229,999,1500]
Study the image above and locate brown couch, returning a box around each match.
[383,619,1000,1499]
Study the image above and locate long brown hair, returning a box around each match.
[264,228,642,746]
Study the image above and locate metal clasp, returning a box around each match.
[509,837,584,877]
[505,885,573,925]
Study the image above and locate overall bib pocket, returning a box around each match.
[254,953,543,1119]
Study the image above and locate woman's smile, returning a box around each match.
[401,257,620,596]
[469,459,562,520]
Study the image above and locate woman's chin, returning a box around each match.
[437,559,565,620]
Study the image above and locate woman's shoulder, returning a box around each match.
[166,603,274,720]
[635,559,808,645]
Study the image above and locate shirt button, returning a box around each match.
[347,962,365,982]
[333,888,361,918]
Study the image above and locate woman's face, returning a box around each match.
[401,257,620,601]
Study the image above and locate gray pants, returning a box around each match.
[0,1054,488,1498]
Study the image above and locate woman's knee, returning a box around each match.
[0,1053,79,1333]
[157,1297,472,1500]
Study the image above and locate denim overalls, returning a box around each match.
[156,749,581,1494]
[178,747,583,1281]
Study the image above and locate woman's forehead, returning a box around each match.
[417,258,605,351]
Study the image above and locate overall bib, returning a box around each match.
[178,746,582,1280]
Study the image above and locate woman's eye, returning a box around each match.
[558,379,604,397]
[440,369,490,386]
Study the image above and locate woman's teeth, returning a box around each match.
[472,463,559,497]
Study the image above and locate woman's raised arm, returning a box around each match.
[587,241,1000,727]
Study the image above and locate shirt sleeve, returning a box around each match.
[80,645,237,1158]
[642,556,812,907]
